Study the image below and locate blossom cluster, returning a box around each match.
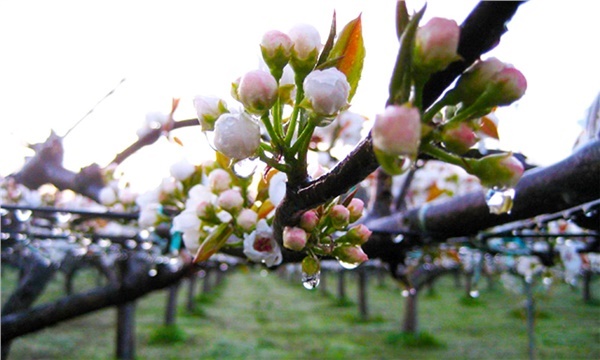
[192,18,361,176]
[369,10,527,214]
[284,196,372,277]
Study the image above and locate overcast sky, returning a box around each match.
[1,1,598,191]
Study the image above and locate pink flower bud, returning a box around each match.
[217,189,244,211]
[487,66,527,106]
[261,30,293,58]
[193,96,228,131]
[303,68,350,117]
[454,58,505,105]
[346,224,372,245]
[330,204,350,229]
[208,169,232,193]
[299,210,319,232]
[414,17,461,74]
[347,198,365,223]
[283,226,308,251]
[195,200,214,219]
[372,105,421,157]
[454,58,527,107]
[333,245,368,265]
[261,30,292,78]
[237,70,278,114]
[237,208,258,231]
[469,153,525,189]
[442,122,479,154]
[289,24,321,61]
[214,112,261,160]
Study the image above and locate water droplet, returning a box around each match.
[393,234,405,244]
[203,131,217,151]
[14,209,32,222]
[232,157,260,178]
[148,268,158,277]
[302,271,320,290]
[485,187,515,214]
[338,260,359,270]
[469,290,480,298]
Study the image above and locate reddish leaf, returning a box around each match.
[479,115,500,139]
[328,15,365,101]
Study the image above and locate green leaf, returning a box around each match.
[193,223,233,263]
[328,14,365,102]
[396,1,410,39]
[388,6,426,105]
[374,147,411,176]
[316,11,337,68]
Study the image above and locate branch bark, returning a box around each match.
[366,140,600,238]
[1,252,193,343]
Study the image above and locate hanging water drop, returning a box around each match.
[393,234,405,243]
[233,157,260,178]
[302,271,321,290]
[338,260,359,270]
[203,131,217,151]
[485,187,516,214]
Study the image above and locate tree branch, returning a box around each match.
[1,252,193,343]
[366,140,600,238]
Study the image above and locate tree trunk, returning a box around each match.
[165,282,180,326]
[402,290,418,334]
[358,267,369,320]
[116,302,136,360]
[337,270,346,300]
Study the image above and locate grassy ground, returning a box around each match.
[2,265,599,359]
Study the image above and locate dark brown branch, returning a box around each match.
[10,132,105,202]
[366,140,600,238]
[1,252,193,343]
[110,118,200,165]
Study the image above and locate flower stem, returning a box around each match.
[285,75,306,147]
[258,144,289,173]
[261,113,283,150]
[421,142,466,169]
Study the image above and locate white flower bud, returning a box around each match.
[170,158,196,181]
[214,113,261,160]
[303,68,350,117]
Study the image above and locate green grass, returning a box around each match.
[2,265,599,359]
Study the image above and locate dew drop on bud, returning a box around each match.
[233,157,260,178]
[302,271,320,290]
[203,131,217,151]
[485,187,515,214]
